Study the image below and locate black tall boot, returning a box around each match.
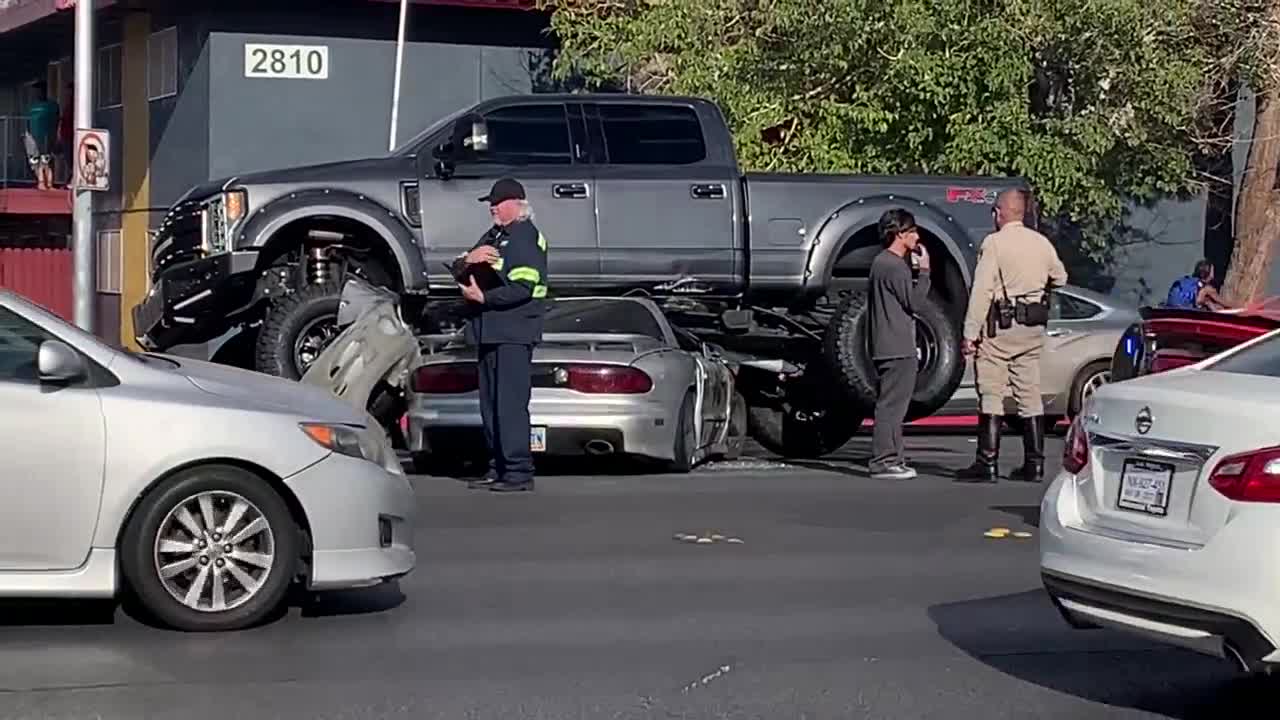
[955,414,1000,483]
[1009,415,1045,482]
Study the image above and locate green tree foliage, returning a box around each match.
[543,0,1248,258]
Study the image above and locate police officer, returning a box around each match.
[455,178,549,492]
[956,189,1067,484]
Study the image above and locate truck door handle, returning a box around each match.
[690,183,725,199]
[1047,328,1071,337]
[552,183,589,199]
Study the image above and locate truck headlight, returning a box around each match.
[299,422,400,474]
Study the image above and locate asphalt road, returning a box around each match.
[0,434,1265,720]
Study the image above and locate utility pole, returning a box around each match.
[72,0,95,332]
[388,0,408,151]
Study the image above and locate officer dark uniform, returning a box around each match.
[456,178,549,492]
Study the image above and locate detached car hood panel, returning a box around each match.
[301,279,422,410]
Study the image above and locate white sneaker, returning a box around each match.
[870,463,917,480]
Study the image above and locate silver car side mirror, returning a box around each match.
[37,340,87,383]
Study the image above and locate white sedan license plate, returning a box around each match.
[530,426,547,453]
[1117,459,1174,516]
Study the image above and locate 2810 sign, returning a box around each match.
[243,43,330,80]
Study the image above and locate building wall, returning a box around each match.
[206,33,539,179]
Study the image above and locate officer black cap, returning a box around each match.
[478,177,526,205]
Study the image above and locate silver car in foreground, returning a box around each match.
[407,297,747,472]
[0,290,415,632]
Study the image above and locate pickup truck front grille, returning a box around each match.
[151,198,206,277]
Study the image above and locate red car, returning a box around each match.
[1111,297,1280,380]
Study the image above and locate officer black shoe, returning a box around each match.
[489,479,534,493]
[955,414,1000,484]
[1009,415,1046,483]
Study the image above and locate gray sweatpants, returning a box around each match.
[870,357,918,470]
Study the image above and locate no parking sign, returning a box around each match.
[73,128,110,192]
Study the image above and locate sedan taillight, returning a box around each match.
[1208,447,1280,503]
[560,365,652,394]
[1062,415,1090,474]
[411,363,478,394]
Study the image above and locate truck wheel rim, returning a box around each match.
[914,321,939,376]
[153,491,277,613]
[293,314,338,376]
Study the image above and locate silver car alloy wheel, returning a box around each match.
[153,491,277,613]
[1080,368,1111,407]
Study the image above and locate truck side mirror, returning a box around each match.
[431,115,489,180]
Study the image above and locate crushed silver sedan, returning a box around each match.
[0,289,415,632]
[406,297,747,472]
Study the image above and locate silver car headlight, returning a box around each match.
[299,422,402,475]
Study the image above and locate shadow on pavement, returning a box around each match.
[991,504,1041,528]
[929,589,1277,718]
[0,599,118,626]
[0,581,406,629]
[294,581,406,618]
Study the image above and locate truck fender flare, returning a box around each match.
[241,189,428,291]
[801,196,974,296]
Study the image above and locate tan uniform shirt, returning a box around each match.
[962,221,1068,342]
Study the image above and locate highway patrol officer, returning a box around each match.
[454,178,549,492]
[956,189,1067,484]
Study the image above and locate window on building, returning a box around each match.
[597,104,707,165]
[147,26,179,100]
[48,58,71,96]
[473,104,573,165]
[97,44,122,109]
[96,230,122,294]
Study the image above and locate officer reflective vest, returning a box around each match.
[463,218,549,345]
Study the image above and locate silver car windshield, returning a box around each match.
[543,300,666,339]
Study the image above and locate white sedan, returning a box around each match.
[1041,326,1280,673]
[0,290,415,632]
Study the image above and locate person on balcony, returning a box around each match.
[23,82,60,191]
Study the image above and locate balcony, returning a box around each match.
[0,115,71,215]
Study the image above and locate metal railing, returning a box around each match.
[0,115,71,189]
[1,116,35,188]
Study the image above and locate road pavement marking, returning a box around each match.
[984,527,1034,539]
[673,532,744,545]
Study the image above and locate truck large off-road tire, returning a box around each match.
[255,281,344,380]
[745,370,864,459]
[824,290,963,421]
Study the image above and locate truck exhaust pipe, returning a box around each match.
[585,439,615,456]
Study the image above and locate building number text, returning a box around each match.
[243,44,330,80]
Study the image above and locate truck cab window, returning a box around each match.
[597,105,706,165]
[475,104,573,166]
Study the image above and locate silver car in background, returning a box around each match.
[0,290,415,632]
[941,285,1137,422]
[406,297,747,473]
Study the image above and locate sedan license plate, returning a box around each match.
[1117,459,1174,516]
[530,426,547,453]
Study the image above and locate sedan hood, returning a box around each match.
[171,355,366,425]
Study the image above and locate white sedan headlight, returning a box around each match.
[299,422,403,475]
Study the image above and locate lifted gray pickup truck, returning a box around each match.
[134,93,1030,458]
